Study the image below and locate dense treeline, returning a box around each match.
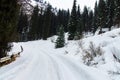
[18,4,70,41]
[19,0,120,41]
[0,0,120,57]
[68,0,120,40]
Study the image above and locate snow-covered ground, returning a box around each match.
[1,28,120,80]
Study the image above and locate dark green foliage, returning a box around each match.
[82,6,89,32]
[55,26,65,48]
[93,2,99,34]
[114,0,120,26]
[29,5,39,40]
[88,10,94,32]
[37,12,44,39]
[0,0,19,58]
[57,9,70,32]
[76,5,83,39]
[65,9,70,32]
[42,4,52,40]
[17,11,29,41]
[97,0,108,32]
[68,0,77,40]
[27,3,70,41]
[35,0,39,2]
[107,0,115,30]
[19,0,120,42]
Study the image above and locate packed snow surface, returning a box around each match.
[1,28,120,80]
[0,41,110,80]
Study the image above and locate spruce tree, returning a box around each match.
[49,12,56,36]
[75,5,83,39]
[18,11,28,41]
[97,0,107,32]
[0,0,19,58]
[107,0,115,30]
[65,9,70,32]
[37,12,44,39]
[68,0,77,40]
[88,10,94,32]
[114,0,120,27]
[55,25,65,48]
[82,6,89,32]
[29,5,39,40]
[93,2,99,34]
[57,9,69,32]
[42,4,52,40]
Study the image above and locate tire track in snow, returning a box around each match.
[41,50,81,80]
[42,48,111,80]
[52,53,110,80]
[40,50,61,80]
[0,42,111,80]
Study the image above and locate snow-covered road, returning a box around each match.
[0,41,111,80]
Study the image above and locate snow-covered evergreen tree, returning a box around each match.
[55,25,65,48]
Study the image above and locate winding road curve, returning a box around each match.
[0,42,111,80]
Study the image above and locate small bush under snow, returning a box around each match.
[80,41,104,66]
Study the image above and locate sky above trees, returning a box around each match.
[47,0,99,10]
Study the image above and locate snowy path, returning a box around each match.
[0,41,111,80]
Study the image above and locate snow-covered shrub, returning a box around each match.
[109,35,117,38]
[50,36,56,43]
[82,42,104,66]
[111,47,120,62]
[107,47,120,76]
[55,26,65,48]
[78,40,84,49]
[101,41,108,47]
[95,46,104,56]
[82,50,93,65]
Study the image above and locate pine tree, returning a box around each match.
[75,5,83,40]
[42,4,52,40]
[17,11,29,41]
[106,0,115,30]
[37,11,44,39]
[68,0,77,40]
[97,0,107,33]
[82,6,89,32]
[57,9,70,32]
[114,0,120,27]
[0,0,19,58]
[49,12,56,36]
[93,1,99,34]
[55,25,65,48]
[29,5,39,40]
[65,9,70,32]
[88,10,94,32]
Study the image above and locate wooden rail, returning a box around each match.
[0,56,11,66]
[0,46,23,67]
[0,56,11,63]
